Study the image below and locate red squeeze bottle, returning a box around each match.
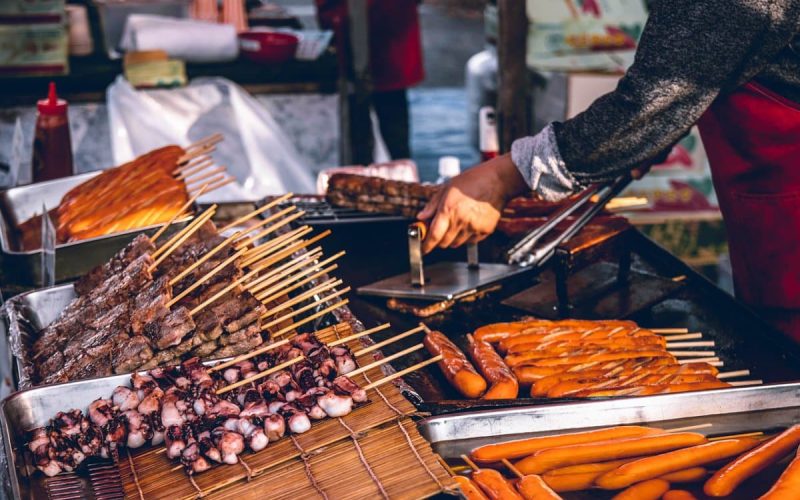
[33,82,74,183]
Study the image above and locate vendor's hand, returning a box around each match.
[417,153,528,254]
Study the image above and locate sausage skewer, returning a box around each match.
[501,459,562,500]
[461,455,523,500]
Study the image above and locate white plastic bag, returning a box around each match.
[107,76,316,202]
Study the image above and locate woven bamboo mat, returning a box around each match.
[118,323,455,499]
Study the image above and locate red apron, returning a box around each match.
[698,81,800,341]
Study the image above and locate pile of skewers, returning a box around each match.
[29,194,347,385]
[26,322,442,478]
[17,134,234,249]
[424,319,758,400]
[454,422,800,499]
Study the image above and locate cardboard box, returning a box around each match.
[0,0,64,23]
[0,23,69,77]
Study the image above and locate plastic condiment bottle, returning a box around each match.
[437,156,461,184]
[479,106,499,162]
[33,82,74,183]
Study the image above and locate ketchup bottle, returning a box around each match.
[33,82,74,183]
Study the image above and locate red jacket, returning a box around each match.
[316,0,424,91]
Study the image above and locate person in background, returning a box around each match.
[316,0,424,164]
[419,1,800,340]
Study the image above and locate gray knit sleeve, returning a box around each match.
[510,124,578,202]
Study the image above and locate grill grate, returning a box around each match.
[87,461,125,500]
[273,196,408,224]
[45,472,85,500]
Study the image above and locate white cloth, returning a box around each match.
[120,14,238,63]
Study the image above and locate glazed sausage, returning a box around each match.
[471,426,662,464]
[508,350,674,368]
[548,373,720,399]
[662,490,699,500]
[424,331,487,398]
[453,475,490,500]
[544,459,633,476]
[540,467,704,493]
[705,425,800,497]
[499,329,655,353]
[504,343,666,365]
[542,471,601,492]
[577,380,731,398]
[515,432,708,475]
[595,437,761,490]
[505,335,666,355]
[473,320,637,343]
[759,447,800,500]
[467,334,519,399]
[515,474,562,500]
[472,468,524,500]
[611,479,670,500]
[660,467,707,482]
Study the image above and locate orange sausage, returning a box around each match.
[471,426,663,464]
[662,490,699,500]
[759,448,800,500]
[549,373,720,399]
[474,320,637,343]
[595,438,761,490]
[515,474,562,500]
[509,350,674,368]
[542,471,601,492]
[661,467,707,483]
[611,479,670,500]
[453,475,490,500]
[515,357,676,385]
[705,425,800,497]
[544,459,634,476]
[505,336,666,355]
[540,467,703,493]
[499,328,654,353]
[515,432,708,475]
[467,334,519,399]
[578,380,731,398]
[472,469,524,500]
[424,331,487,398]
[504,343,666,365]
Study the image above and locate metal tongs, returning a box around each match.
[506,172,635,267]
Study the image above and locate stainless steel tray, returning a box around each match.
[418,382,800,461]
[0,173,193,285]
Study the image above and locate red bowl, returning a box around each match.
[239,31,299,64]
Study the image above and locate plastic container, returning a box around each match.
[32,82,73,183]
[238,30,298,64]
[436,156,461,184]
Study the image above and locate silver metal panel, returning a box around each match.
[418,383,800,460]
[0,173,193,284]
[357,261,532,301]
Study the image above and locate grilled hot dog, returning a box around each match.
[424,330,487,398]
[467,334,519,399]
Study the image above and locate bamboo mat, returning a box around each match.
[118,322,455,499]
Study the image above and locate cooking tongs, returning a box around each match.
[506,172,635,267]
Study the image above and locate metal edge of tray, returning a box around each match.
[0,172,195,284]
[417,382,800,444]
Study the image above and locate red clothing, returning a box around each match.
[316,0,424,91]
[698,82,800,341]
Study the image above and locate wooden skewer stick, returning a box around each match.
[235,209,306,248]
[260,279,343,319]
[175,158,214,179]
[709,432,765,442]
[166,247,248,308]
[149,185,208,242]
[177,143,215,165]
[257,264,338,306]
[149,206,217,270]
[269,299,349,340]
[261,288,351,330]
[651,328,690,334]
[194,175,236,194]
[168,230,245,286]
[247,248,325,296]
[666,423,714,433]
[187,173,226,190]
[219,193,293,233]
[679,357,721,365]
[239,225,312,261]
[210,338,293,373]
[151,204,215,259]
[662,333,703,341]
[670,350,716,357]
[461,454,479,473]
[240,230,315,269]
[363,355,443,391]
[186,133,223,152]
[354,325,426,357]
[173,154,213,175]
[501,459,525,480]
[233,205,297,238]
[666,341,715,349]
[328,323,391,347]
[347,343,426,378]
[717,369,751,379]
[728,380,763,387]
[255,251,344,302]
[242,229,329,269]
[189,256,285,316]
[216,356,305,395]
[183,165,227,185]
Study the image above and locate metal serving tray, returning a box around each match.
[0,172,193,285]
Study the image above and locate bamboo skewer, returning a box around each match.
[239,226,312,262]
[166,247,247,308]
[168,231,245,286]
[217,356,305,394]
[236,210,307,248]
[709,432,765,442]
[149,206,217,270]
[665,341,715,348]
[193,175,236,194]
[210,338,293,373]
[187,173,226,190]
[261,288,351,330]
[661,333,703,341]
[501,459,525,480]
[185,133,223,153]
[184,166,227,185]
[717,370,751,379]
[666,423,713,433]
[679,357,722,366]
[255,251,344,302]
[354,325,426,357]
[176,158,214,179]
[363,355,443,391]
[240,232,316,270]
[242,229,328,269]
[728,380,763,387]
[149,185,209,242]
[651,328,690,334]
[189,256,286,316]
[461,455,479,473]
[670,350,716,357]
[347,343,426,378]
[177,143,216,165]
[233,207,303,247]
[269,299,349,339]
[151,205,215,260]
[233,205,297,240]
[259,279,343,320]
[219,193,293,233]
[246,249,325,296]
[173,154,212,175]
[329,323,391,347]
[257,264,338,306]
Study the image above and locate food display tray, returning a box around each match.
[0,173,193,286]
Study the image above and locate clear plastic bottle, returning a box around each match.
[437,156,461,184]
